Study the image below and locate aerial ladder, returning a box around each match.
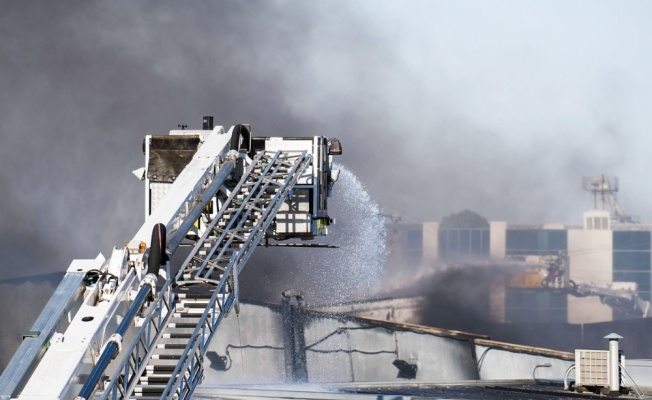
[514,253,651,319]
[0,119,342,399]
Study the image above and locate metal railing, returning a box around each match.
[100,277,176,400]
[160,150,311,399]
[92,150,310,399]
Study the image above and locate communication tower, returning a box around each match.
[582,175,636,223]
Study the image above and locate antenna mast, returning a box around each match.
[582,175,636,223]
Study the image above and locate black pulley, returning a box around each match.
[148,223,168,276]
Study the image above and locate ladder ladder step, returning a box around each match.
[146,365,177,373]
[177,292,214,299]
[151,354,182,360]
[178,301,212,308]
[173,312,216,318]
[156,343,187,350]
[138,375,172,384]
[162,333,193,339]
[133,385,167,395]
[167,322,200,329]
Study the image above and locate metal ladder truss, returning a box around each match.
[182,149,311,284]
[100,150,311,399]
[161,150,311,400]
[100,279,175,400]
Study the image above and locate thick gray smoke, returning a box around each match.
[2,1,652,370]
[387,261,521,333]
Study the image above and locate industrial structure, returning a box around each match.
[384,179,652,326]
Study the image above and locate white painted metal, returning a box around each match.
[0,271,87,398]
[133,128,231,246]
[264,138,315,184]
[1,125,340,400]
[575,350,609,388]
[19,257,109,399]
[606,333,623,393]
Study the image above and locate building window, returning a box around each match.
[613,231,651,301]
[506,229,567,256]
[613,231,651,251]
[438,229,490,260]
[407,230,422,249]
[505,288,567,323]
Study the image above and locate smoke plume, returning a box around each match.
[2,0,652,370]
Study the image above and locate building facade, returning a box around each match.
[386,210,652,324]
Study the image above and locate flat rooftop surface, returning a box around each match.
[195,381,644,399]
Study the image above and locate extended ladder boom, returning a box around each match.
[0,121,342,400]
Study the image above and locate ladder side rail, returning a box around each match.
[99,278,175,400]
[135,157,219,245]
[197,150,306,280]
[197,151,293,279]
[194,151,309,287]
[167,152,312,399]
[229,152,311,277]
[174,151,269,282]
[167,289,237,400]
[162,151,311,399]
[209,151,309,280]
[0,270,87,398]
[177,331,207,400]
[191,151,284,279]
[160,272,235,399]
[167,153,240,253]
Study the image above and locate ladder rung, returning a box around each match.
[151,354,182,360]
[146,365,177,372]
[156,343,187,350]
[177,292,214,299]
[168,322,199,329]
[162,333,193,339]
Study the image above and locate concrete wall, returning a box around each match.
[202,302,582,387]
[623,359,652,391]
[422,222,439,265]
[475,341,573,380]
[202,303,287,385]
[302,316,479,382]
[567,229,613,323]
[312,297,426,325]
[204,303,481,385]
[489,221,507,259]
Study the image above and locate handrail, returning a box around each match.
[194,151,285,279]
[99,277,175,399]
[175,151,271,282]
[160,150,311,399]
[76,283,155,400]
[77,223,167,400]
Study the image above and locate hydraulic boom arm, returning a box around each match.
[0,120,342,400]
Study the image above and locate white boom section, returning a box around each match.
[0,123,340,400]
[12,257,106,400]
[16,127,234,399]
[100,149,312,400]
[131,127,231,247]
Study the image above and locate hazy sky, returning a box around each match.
[0,1,651,278]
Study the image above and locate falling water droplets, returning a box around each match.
[242,164,387,306]
[309,163,387,305]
